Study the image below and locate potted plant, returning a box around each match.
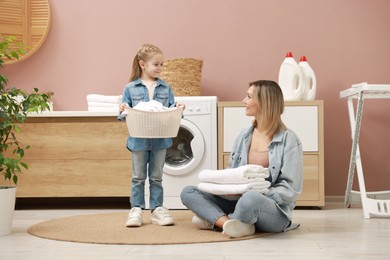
[0,35,53,235]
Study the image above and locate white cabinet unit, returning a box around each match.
[218,101,324,207]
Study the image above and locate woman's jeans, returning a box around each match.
[131,149,166,210]
[181,186,291,233]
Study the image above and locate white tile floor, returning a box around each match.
[1,198,390,260]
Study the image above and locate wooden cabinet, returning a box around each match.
[218,101,324,207]
[1,113,132,198]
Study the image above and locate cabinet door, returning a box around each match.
[281,106,318,151]
[222,107,252,152]
[223,106,318,152]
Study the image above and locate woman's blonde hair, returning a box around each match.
[129,43,163,82]
[249,80,286,136]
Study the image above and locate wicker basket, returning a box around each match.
[160,58,203,96]
[125,107,183,138]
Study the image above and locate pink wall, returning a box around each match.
[3,0,390,196]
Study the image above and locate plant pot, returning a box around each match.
[0,186,16,236]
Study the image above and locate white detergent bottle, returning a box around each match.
[299,56,317,100]
[278,52,304,101]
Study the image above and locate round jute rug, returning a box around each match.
[27,210,271,245]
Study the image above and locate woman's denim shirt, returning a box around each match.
[117,78,176,152]
[229,125,303,220]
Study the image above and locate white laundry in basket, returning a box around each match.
[124,101,183,138]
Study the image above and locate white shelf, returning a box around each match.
[340,82,390,99]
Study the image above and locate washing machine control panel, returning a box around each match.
[184,101,210,115]
[176,96,216,116]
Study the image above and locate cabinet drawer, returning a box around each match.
[14,159,132,197]
[17,118,130,160]
[299,154,319,201]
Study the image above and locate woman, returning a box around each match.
[180,80,303,238]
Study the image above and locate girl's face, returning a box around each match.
[243,85,259,117]
[140,53,164,80]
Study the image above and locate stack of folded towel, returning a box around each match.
[197,164,271,195]
[86,94,122,112]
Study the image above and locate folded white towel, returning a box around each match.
[86,94,122,103]
[198,165,269,184]
[198,181,270,195]
[214,164,269,175]
[88,107,119,112]
[88,102,119,108]
[244,171,269,179]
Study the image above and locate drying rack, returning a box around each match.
[340,83,390,218]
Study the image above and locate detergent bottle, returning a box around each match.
[299,56,317,100]
[278,52,304,101]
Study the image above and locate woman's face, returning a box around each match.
[243,85,259,117]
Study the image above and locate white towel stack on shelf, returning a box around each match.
[86,94,122,112]
[197,165,271,195]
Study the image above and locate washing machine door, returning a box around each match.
[164,119,205,176]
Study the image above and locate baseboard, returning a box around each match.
[325,196,344,203]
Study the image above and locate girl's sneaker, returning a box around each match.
[150,206,175,226]
[126,207,143,227]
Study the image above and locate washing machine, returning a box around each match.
[145,96,218,209]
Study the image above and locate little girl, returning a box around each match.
[118,44,185,227]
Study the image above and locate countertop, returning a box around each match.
[28,111,119,117]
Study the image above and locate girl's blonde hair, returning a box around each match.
[249,80,286,137]
[129,43,163,82]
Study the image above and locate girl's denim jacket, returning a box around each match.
[229,125,303,220]
[118,78,176,152]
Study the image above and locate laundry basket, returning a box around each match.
[125,107,183,138]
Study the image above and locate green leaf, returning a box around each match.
[12,175,18,185]
[20,162,28,170]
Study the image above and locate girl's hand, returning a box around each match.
[119,103,128,112]
[176,102,186,110]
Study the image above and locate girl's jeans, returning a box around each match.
[180,186,291,233]
[131,149,166,210]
